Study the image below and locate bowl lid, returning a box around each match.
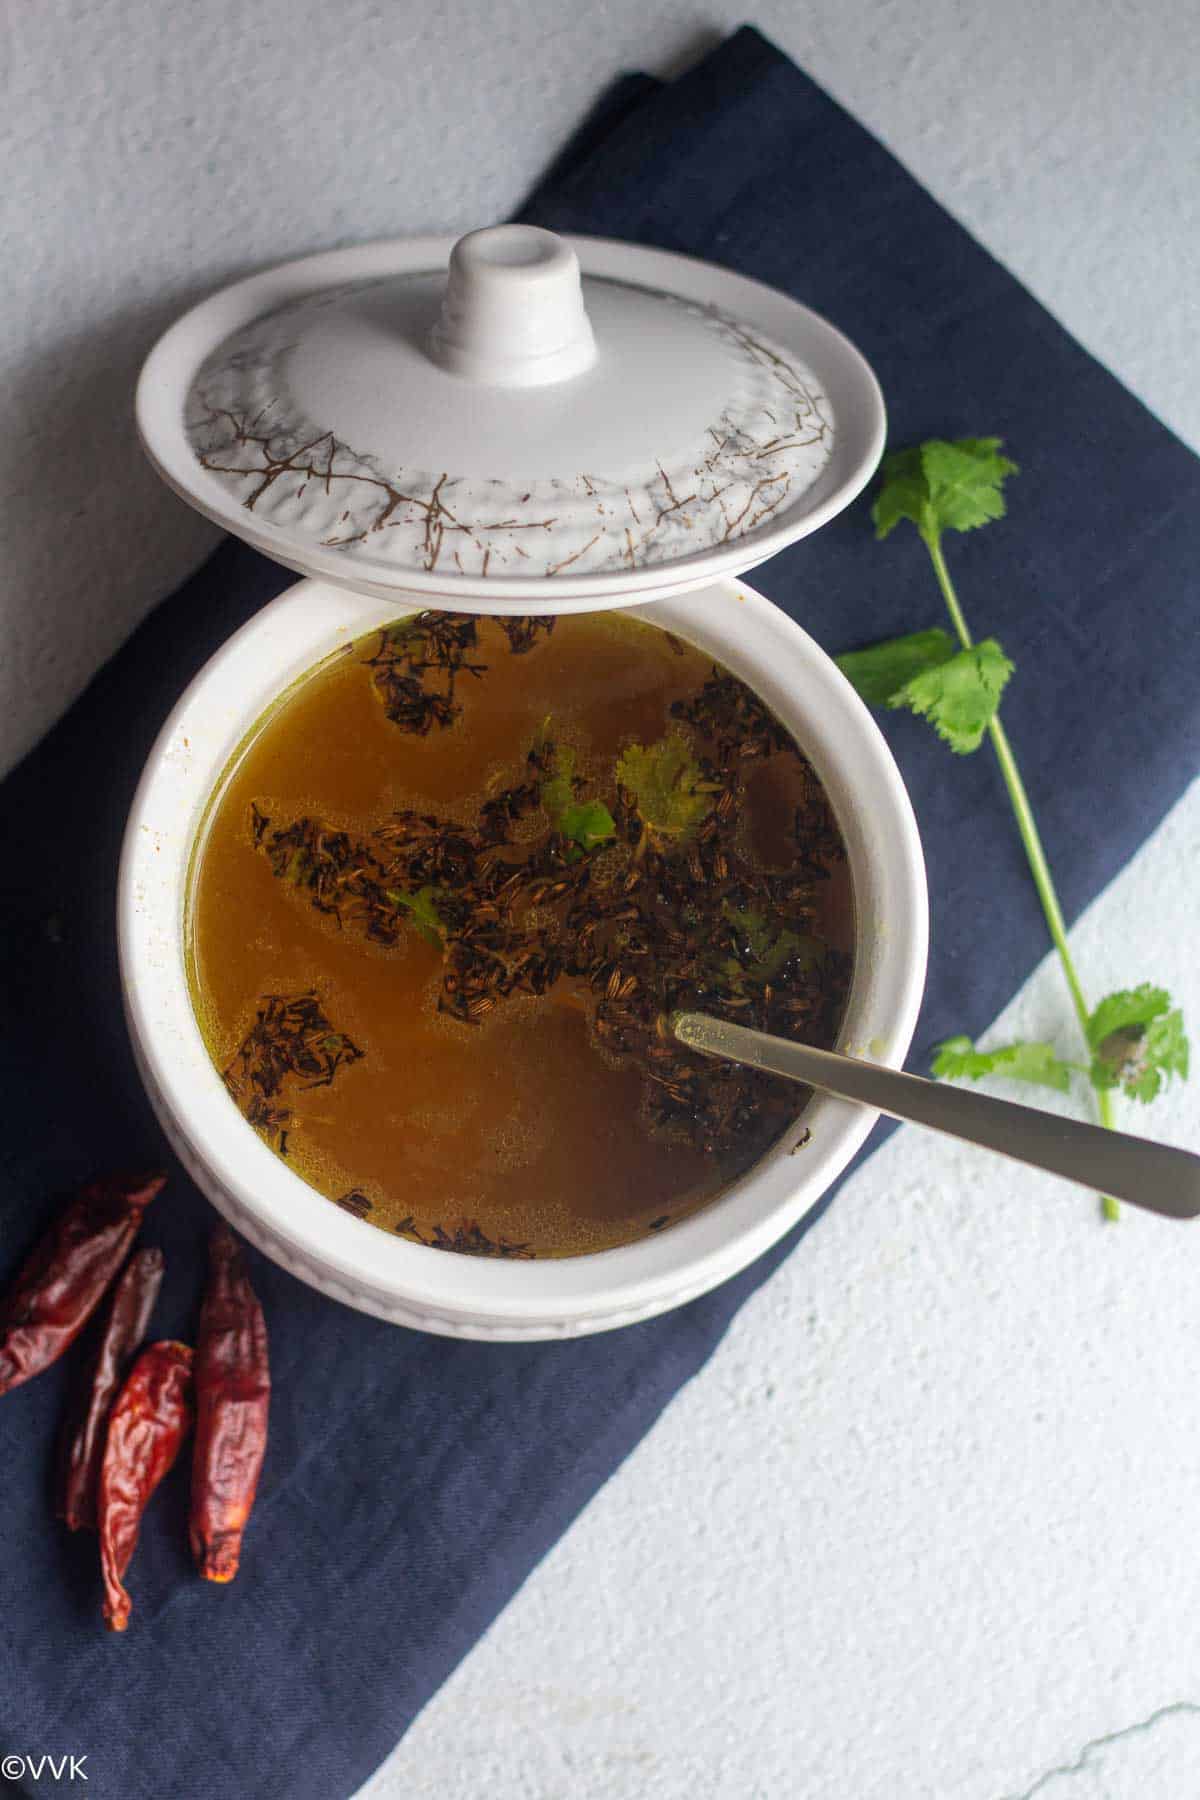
[136,227,885,613]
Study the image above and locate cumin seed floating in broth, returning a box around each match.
[187,612,853,1257]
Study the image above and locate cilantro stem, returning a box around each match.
[926,530,1119,1215]
[925,535,974,653]
[984,720,1089,1036]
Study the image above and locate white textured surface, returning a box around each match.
[2,0,1199,776]
[6,5,1199,1796]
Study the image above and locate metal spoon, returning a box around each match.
[670,1011,1200,1221]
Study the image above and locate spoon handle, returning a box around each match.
[671,1012,1200,1221]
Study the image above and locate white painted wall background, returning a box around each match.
[5,5,1199,1797]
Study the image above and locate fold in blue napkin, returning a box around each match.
[2,26,1198,1799]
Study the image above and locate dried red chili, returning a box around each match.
[190,1223,270,1583]
[56,1247,165,1532]
[98,1339,194,1632]
[0,1174,164,1397]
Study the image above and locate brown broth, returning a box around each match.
[187,612,853,1257]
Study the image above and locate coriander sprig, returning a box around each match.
[837,437,1189,1220]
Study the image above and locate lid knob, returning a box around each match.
[428,225,598,388]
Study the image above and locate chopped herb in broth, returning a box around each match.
[395,1218,535,1260]
[497,616,556,656]
[188,612,853,1257]
[220,989,363,1156]
[365,612,486,734]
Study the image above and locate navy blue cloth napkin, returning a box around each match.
[3,26,1198,1799]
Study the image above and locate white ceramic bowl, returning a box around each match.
[119,576,928,1339]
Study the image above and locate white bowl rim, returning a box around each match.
[118,574,928,1333]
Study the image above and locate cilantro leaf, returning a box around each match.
[558,798,616,853]
[898,639,1014,753]
[616,729,713,843]
[932,1034,1075,1093]
[539,742,576,826]
[723,905,823,982]
[1087,984,1190,1102]
[1132,1010,1190,1102]
[836,628,957,707]
[538,740,615,852]
[920,438,1019,534]
[872,436,1018,545]
[386,884,445,948]
[837,629,1012,753]
[1086,983,1171,1049]
[871,447,929,542]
